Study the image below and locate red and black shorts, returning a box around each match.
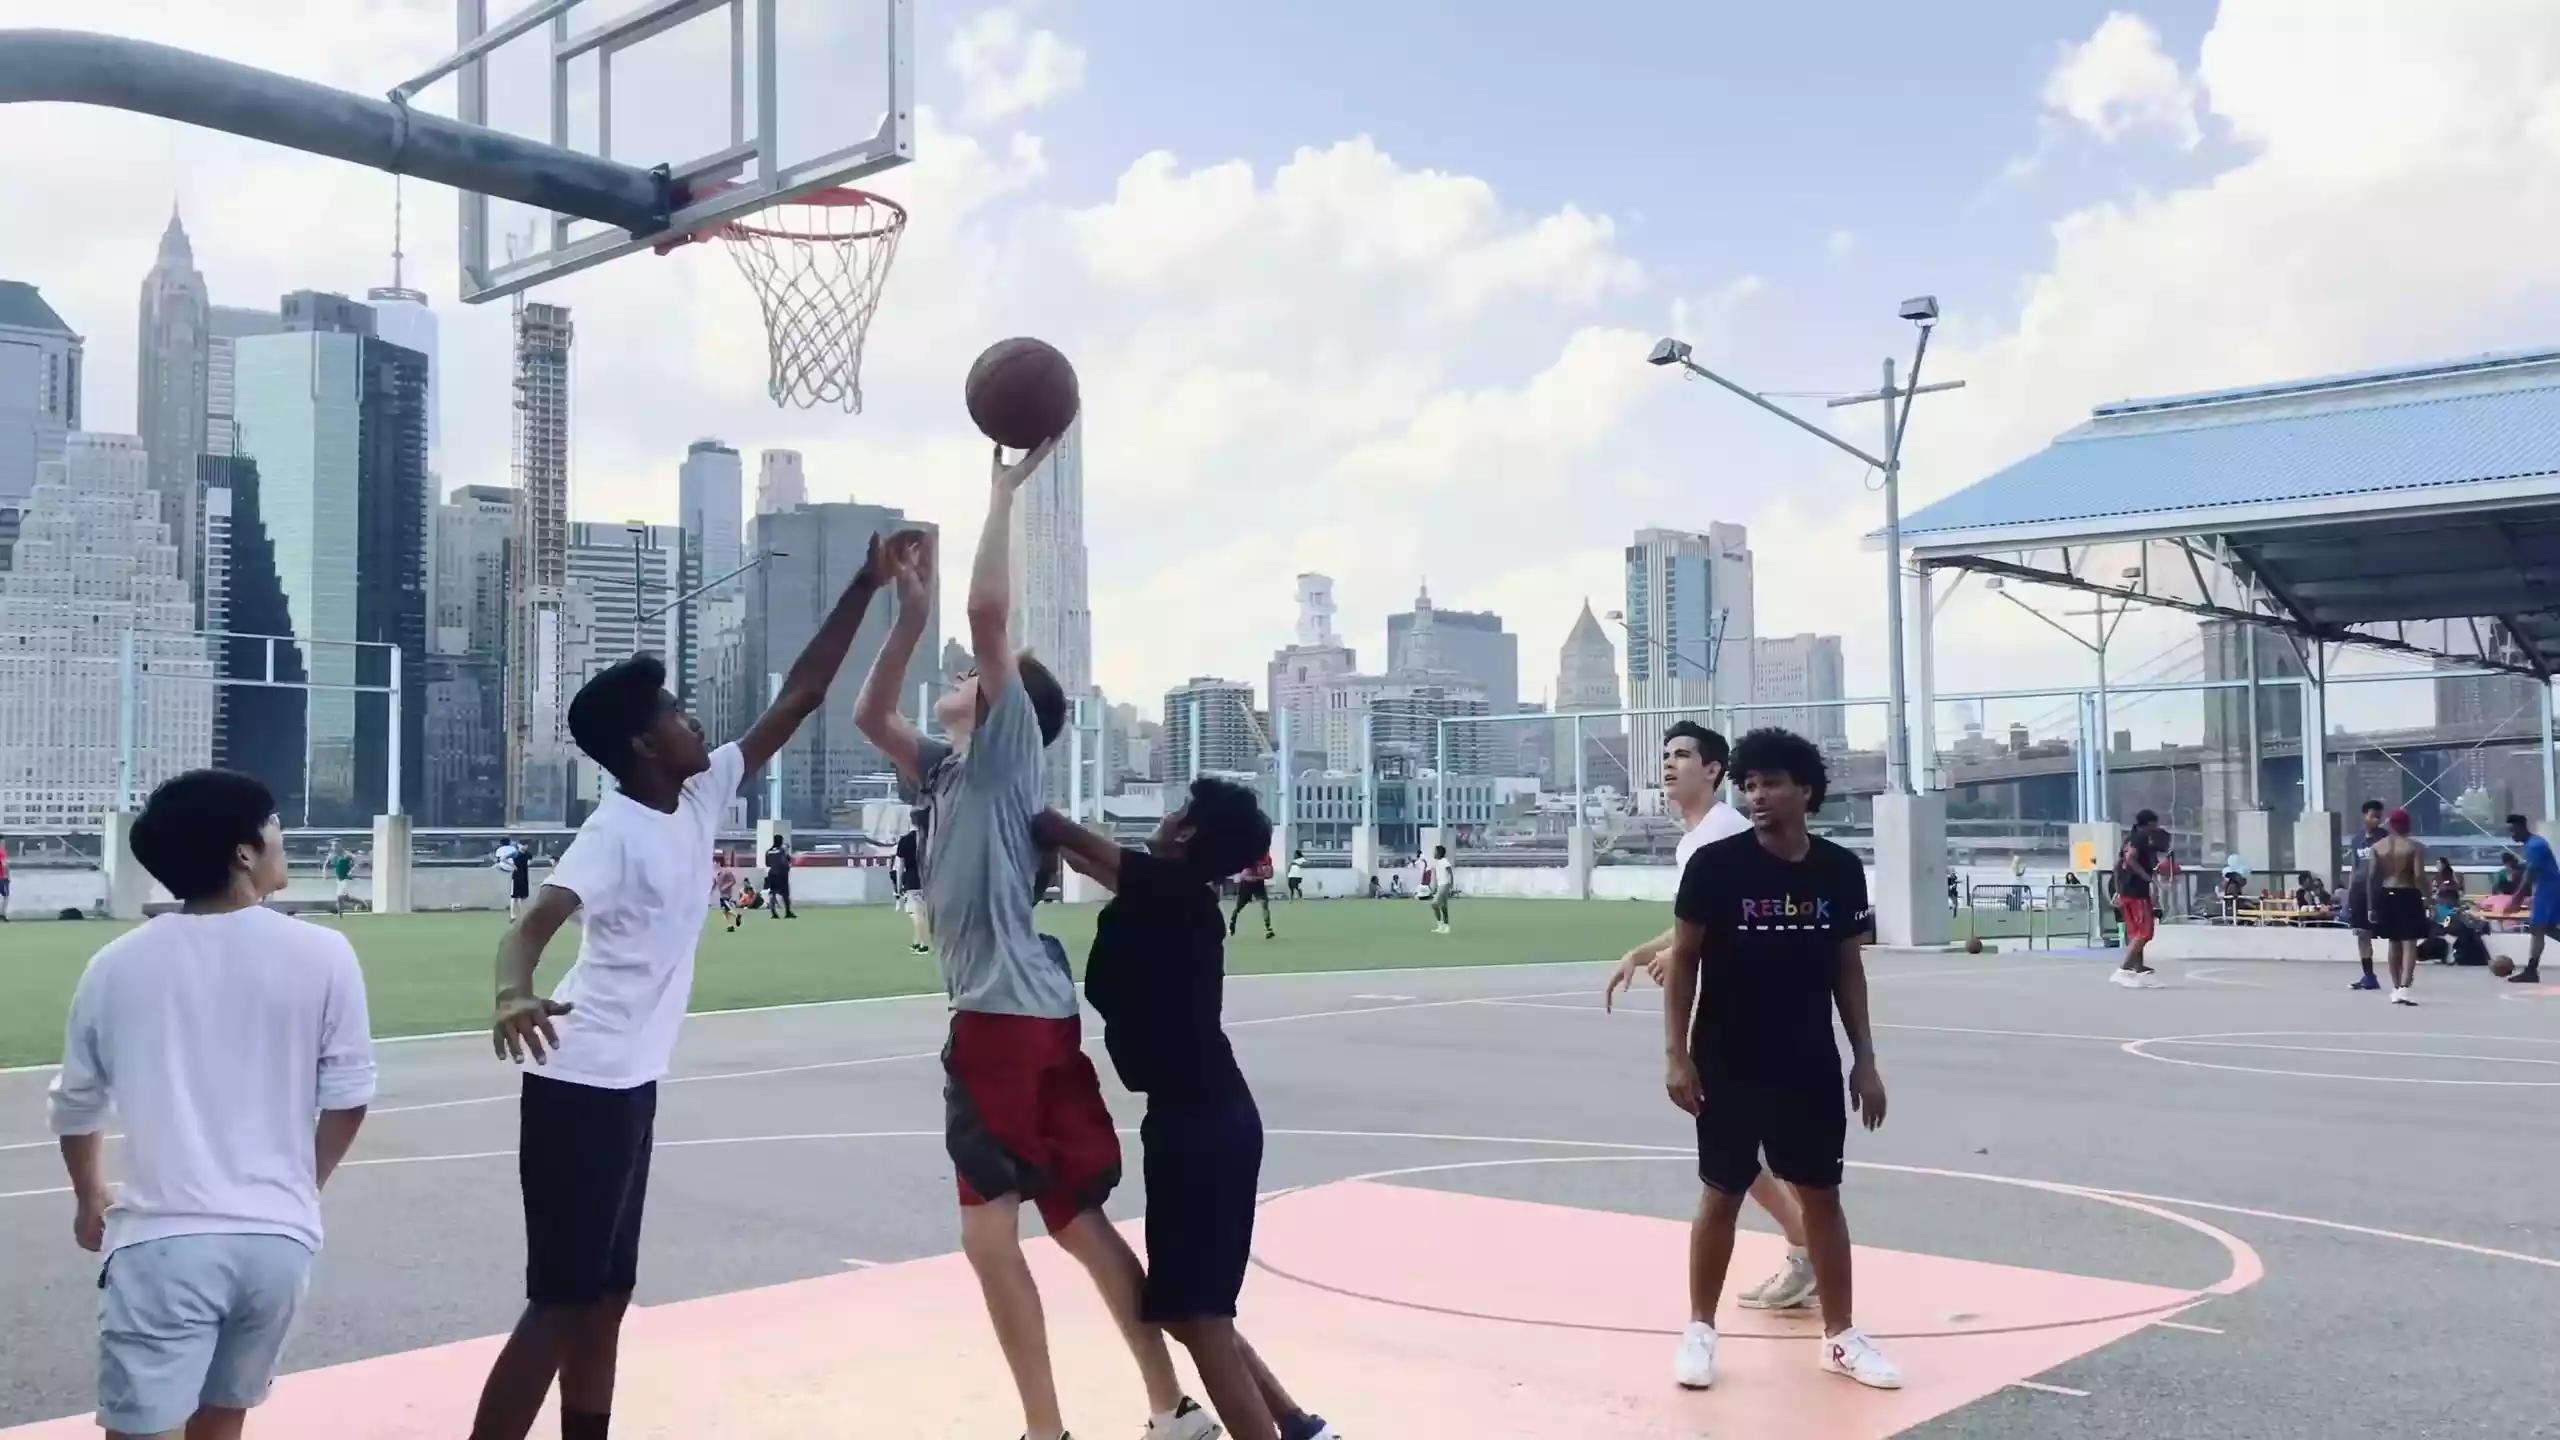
[2120,894,2157,942]
[943,1011,1122,1232]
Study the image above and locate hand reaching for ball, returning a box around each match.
[991,434,1063,493]
[884,529,934,610]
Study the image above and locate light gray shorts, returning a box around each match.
[98,1233,313,1434]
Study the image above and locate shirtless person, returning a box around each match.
[1605,722,1822,1318]
[2370,808,2427,1006]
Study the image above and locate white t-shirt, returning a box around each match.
[1675,801,1752,872]
[48,907,377,1256]
[540,742,745,1089]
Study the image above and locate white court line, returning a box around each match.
[2180,966,2264,989]
[2010,1380,2090,1397]
[2153,1319,2224,1334]
[2160,1039,2560,1067]
[1472,999,2143,1047]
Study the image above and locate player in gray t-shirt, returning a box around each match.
[853,453,1217,1440]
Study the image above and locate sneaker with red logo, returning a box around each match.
[1818,1327,1903,1389]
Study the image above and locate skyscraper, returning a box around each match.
[1268,573,1355,767]
[1554,599,1624,783]
[1624,523,1754,716]
[0,435,214,828]
[232,294,429,823]
[1162,677,1261,778]
[202,451,309,820]
[1319,671,1491,774]
[137,212,210,601]
[757,448,807,515]
[677,439,743,703]
[425,483,513,825]
[1010,416,1095,804]
[0,279,81,510]
[205,305,282,459]
[750,503,941,825]
[506,302,574,823]
[365,286,438,476]
[564,522,688,674]
[1387,584,1518,711]
[1752,633,1848,750]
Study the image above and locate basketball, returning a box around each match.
[965,337,1080,449]
[1965,936,1983,955]
[2494,955,2516,977]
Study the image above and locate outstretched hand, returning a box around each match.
[992,434,1064,493]
[494,991,573,1065]
[883,529,934,611]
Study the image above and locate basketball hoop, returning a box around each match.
[659,185,908,412]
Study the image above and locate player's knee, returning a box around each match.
[1698,1185,1750,1220]
[1165,1315,1236,1350]
[959,1204,1028,1267]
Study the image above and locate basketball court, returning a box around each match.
[6,948,2558,1437]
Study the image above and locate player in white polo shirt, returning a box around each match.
[1604,722,1822,1340]
[466,531,919,1440]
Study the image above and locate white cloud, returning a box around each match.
[1825,229,1857,260]
[2042,11,2201,147]
[947,6,1087,125]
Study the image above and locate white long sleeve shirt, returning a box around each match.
[47,907,377,1256]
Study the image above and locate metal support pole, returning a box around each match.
[1276,707,1293,834]
[387,643,404,816]
[1188,699,1202,781]
[1880,355,1909,794]
[2302,662,2329,815]
[2542,677,2556,823]
[1912,568,1937,792]
[1435,720,1449,837]
[0,29,675,232]
[1360,712,1376,831]
[765,670,783,821]
[1067,699,1086,826]
[116,628,136,813]
[1571,713,1586,822]
[2092,605,2111,822]
[2244,618,2262,808]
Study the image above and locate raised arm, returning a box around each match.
[968,437,1065,702]
[740,530,901,776]
[853,531,935,783]
[1032,808,1124,891]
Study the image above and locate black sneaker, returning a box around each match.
[2511,967,2542,983]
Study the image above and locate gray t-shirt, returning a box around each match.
[913,675,1078,1018]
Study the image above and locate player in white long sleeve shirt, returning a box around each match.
[49,768,375,1440]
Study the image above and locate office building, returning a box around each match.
[1269,573,1356,768]
[506,302,574,823]
[1010,417,1096,805]
[680,439,744,582]
[564,522,687,674]
[201,452,308,818]
[137,213,211,601]
[1752,633,1847,750]
[0,280,81,510]
[232,297,429,823]
[1388,585,1518,711]
[757,448,807,514]
[0,435,214,828]
[1162,676,1261,777]
[424,484,513,825]
[1321,672,1492,775]
[365,285,438,476]
[205,305,283,459]
[751,503,941,825]
[1554,598,1624,781]
[1624,523,1754,715]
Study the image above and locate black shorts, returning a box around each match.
[519,1073,656,1305]
[2345,883,2372,935]
[510,867,531,900]
[1236,881,1269,904]
[2374,886,2429,942]
[1139,1095,1264,1322]
[766,871,790,896]
[1693,1067,1846,1195]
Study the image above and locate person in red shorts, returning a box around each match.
[2112,809,2165,989]
[855,446,1217,1440]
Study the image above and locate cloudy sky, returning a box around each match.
[8,0,2560,743]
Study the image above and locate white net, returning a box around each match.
[718,189,908,411]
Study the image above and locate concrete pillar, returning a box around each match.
[2234,809,2274,879]
[102,811,150,920]
[1418,826,1445,860]
[369,814,413,915]
[1567,823,1593,900]
[2069,820,2116,946]
[1351,824,1377,891]
[2294,810,2342,890]
[1872,790,1948,948]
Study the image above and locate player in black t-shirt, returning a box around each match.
[1035,779,1340,1440]
[2112,810,2165,988]
[1661,728,1903,1394]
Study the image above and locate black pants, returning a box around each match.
[1229,882,1271,935]
[765,874,793,917]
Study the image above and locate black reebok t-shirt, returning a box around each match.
[1082,849,1248,1104]
[1673,831,1872,1079]
[2117,833,2158,901]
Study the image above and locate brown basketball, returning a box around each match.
[1965,936,1983,955]
[965,337,1080,449]
[2494,955,2516,977]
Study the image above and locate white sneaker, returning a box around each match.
[2392,988,2417,1007]
[1145,1399,1222,1440]
[1673,1322,1718,1389]
[1738,1251,1817,1310]
[1818,1327,1903,1389]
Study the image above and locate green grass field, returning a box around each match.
[0,898,1673,1067]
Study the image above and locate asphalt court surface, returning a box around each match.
[6,949,2560,1436]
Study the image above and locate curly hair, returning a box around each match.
[1728,727,1829,812]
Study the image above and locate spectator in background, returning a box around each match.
[763,835,797,920]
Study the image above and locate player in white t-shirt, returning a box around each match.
[467,531,918,1440]
[1603,722,1823,1319]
